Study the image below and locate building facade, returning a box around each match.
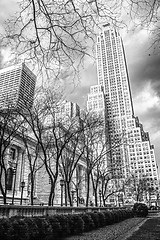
[0,133,38,205]
[0,63,36,109]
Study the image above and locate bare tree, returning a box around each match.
[0,106,24,204]
[1,1,159,75]
[19,89,85,206]
[1,0,126,80]
[100,166,126,207]
[123,173,149,203]
[59,117,85,206]
[77,111,106,206]
[20,129,44,205]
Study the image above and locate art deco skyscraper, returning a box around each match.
[96,24,135,177]
[0,63,36,109]
[92,24,159,203]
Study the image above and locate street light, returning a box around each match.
[76,185,80,207]
[71,190,75,206]
[20,181,25,205]
[60,179,64,206]
[99,190,102,207]
[7,161,17,205]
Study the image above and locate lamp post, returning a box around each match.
[71,190,75,206]
[99,190,102,207]
[60,179,64,206]
[20,181,25,205]
[11,162,17,205]
[76,185,80,207]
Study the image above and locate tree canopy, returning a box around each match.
[1,0,159,81]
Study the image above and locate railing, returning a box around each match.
[0,205,124,218]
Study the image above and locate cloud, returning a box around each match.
[0,0,18,21]
[134,81,160,114]
[0,50,4,68]
[133,81,160,166]
[67,59,97,107]
[124,28,160,99]
[133,81,160,133]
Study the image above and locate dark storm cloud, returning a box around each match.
[134,55,160,95]
[125,30,160,98]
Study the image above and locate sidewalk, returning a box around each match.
[65,218,146,240]
[65,213,160,240]
[126,216,160,240]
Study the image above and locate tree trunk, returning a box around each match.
[48,182,55,206]
[64,183,68,206]
[30,173,34,205]
[66,182,72,206]
[102,194,105,206]
[86,173,90,207]
[94,191,98,207]
[0,180,7,204]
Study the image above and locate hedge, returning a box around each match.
[132,202,148,217]
[0,209,134,239]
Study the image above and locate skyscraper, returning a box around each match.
[88,24,159,204]
[96,24,136,178]
[0,63,36,109]
[55,100,80,120]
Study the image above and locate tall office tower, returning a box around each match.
[55,100,80,120]
[0,63,36,109]
[87,85,105,113]
[95,24,159,204]
[87,85,107,169]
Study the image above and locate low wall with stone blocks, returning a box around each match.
[0,205,122,218]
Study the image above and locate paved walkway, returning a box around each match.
[65,212,160,240]
[120,211,160,240]
[65,218,145,240]
[126,216,160,240]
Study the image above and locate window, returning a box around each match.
[6,168,14,190]
[10,148,16,160]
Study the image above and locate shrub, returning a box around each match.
[112,210,121,223]
[0,208,135,239]
[0,218,15,240]
[133,202,148,217]
[10,218,29,240]
[87,212,100,228]
[97,212,106,227]
[125,209,134,218]
[116,209,126,221]
[103,210,114,225]
[32,217,46,239]
[33,217,53,239]
[23,217,39,240]
[54,214,71,237]
[47,216,61,238]
[67,214,84,235]
[80,213,95,232]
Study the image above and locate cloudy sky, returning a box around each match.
[0,1,160,171]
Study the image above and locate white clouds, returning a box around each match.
[133,81,160,164]
[123,28,148,47]
[134,81,160,115]
[0,0,18,30]
[1,48,12,65]
[133,81,160,135]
